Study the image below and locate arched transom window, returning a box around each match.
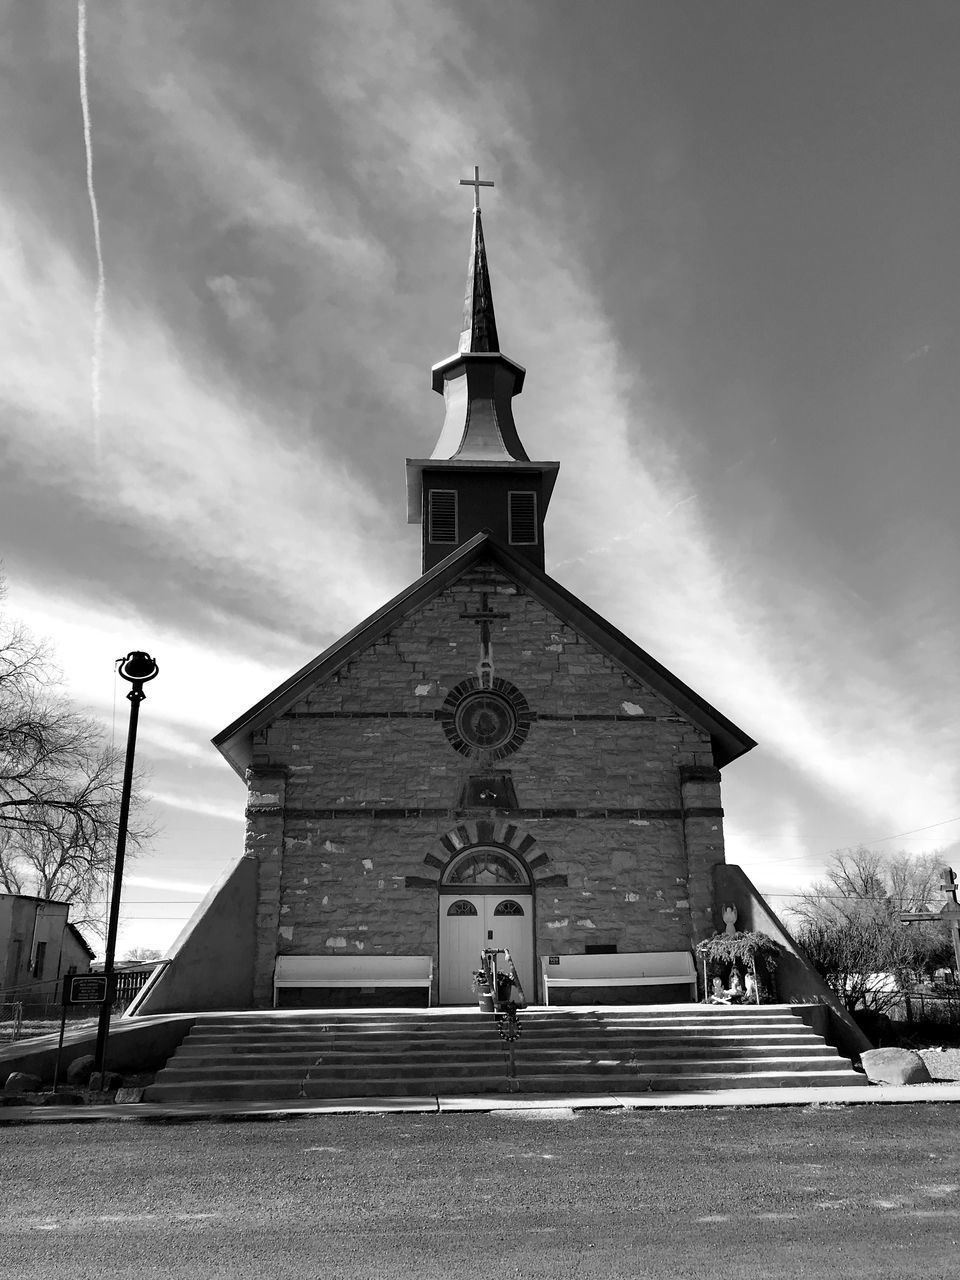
[442,846,529,888]
[494,899,525,916]
[446,899,478,916]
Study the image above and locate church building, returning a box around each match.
[140,183,762,1014]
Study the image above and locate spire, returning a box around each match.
[426,175,526,463]
[404,170,560,572]
[459,206,500,354]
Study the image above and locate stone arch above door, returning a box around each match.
[440,844,531,890]
[408,818,568,890]
[441,818,534,860]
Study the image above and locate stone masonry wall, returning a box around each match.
[245,766,287,1007]
[244,558,726,1003]
[278,815,690,960]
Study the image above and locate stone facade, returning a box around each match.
[241,558,729,1005]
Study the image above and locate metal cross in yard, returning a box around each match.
[939,867,960,976]
[900,865,960,977]
[939,866,960,910]
[460,165,494,210]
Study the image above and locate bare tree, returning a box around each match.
[0,583,154,935]
[790,846,952,1015]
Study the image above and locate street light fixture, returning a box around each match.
[92,651,159,1082]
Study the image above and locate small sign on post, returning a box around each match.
[62,972,108,1003]
[63,974,109,1006]
[53,974,110,1092]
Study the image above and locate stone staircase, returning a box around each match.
[143,1005,862,1103]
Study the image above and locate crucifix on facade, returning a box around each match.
[459,592,509,688]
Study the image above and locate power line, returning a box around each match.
[736,814,960,868]
[118,915,195,920]
[119,899,203,904]
[759,892,939,903]
[869,815,960,843]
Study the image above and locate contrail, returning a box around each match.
[78,0,105,456]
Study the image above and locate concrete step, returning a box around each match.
[299,1068,865,1096]
[189,1024,829,1044]
[184,1022,821,1044]
[191,1012,809,1029]
[178,1039,824,1060]
[154,1052,852,1084]
[191,1012,811,1031]
[144,1066,863,1104]
[187,1012,819,1029]
[175,1039,839,1059]
[143,1005,859,1104]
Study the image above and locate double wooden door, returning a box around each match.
[438,893,532,1004]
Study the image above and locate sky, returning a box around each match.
[1,0,959,959]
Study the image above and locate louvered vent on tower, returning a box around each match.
[508,491,538,545]
[428,489,458,543]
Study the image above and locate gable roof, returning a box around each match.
[212,534,756,775]
[66,923,96,959]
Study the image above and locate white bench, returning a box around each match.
[273,955,434,1007]
[540,951,697,1005]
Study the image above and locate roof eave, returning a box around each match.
[430,349,526,394]
[212,534,755,777]
[484,544,757,769]
[212,534,495,777]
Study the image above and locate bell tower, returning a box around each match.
[406,169,560,573]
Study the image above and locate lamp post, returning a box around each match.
[93,651,159,1081]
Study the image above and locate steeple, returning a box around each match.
[406,171,560,572]
[459,206,500,354]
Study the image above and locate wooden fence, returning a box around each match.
[0,965,159,1041]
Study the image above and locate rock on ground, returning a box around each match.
[66,1054,96,1086]
[860,1047,932,1085]
[919,1047,960,1081]
[4,1072,42,1095]
[88,1071,123,1092]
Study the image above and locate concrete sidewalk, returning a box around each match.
[2,1081,960,1124]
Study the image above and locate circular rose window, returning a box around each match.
[439,678,532,759]
[454,692,517,751]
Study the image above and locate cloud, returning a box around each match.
[2,0,956,916]
[125,874,213,896]
[145,790,244,824]
[0,581,298,753]
[205,274,277,357]
[0,189,400,632]
[135,60,395,288]
[443,184,960,846]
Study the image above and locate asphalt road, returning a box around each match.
[1,1105,958,1278]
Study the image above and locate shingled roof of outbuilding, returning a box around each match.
[212,533,756,777]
